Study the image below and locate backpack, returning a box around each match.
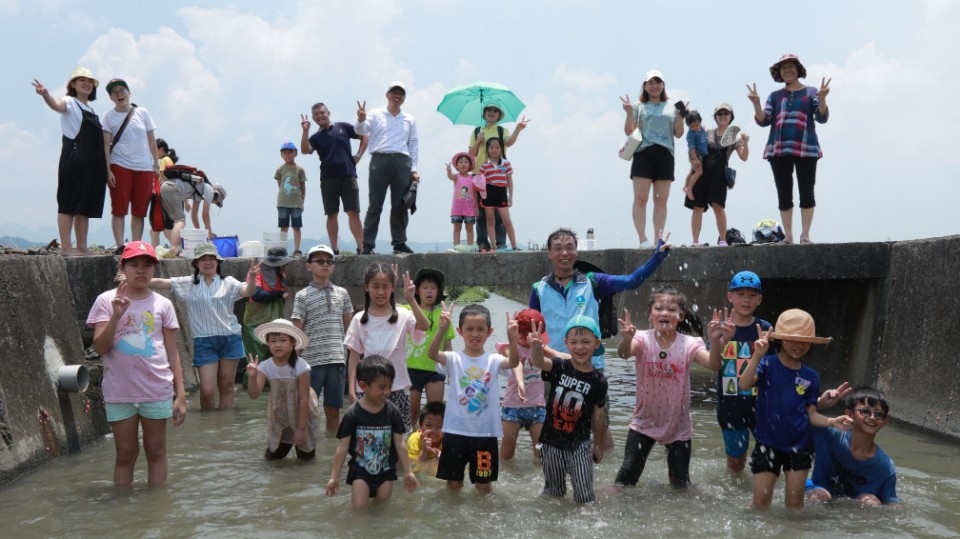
[164,164,211,199]
[725,228,747,245]
[474,125,506,159]
[573,260,618,339]
[752,219,786,244]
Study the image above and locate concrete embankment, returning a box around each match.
[0,236,957,486]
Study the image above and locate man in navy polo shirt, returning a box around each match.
[300,102,368,255]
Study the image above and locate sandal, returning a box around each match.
[800,238,814,244]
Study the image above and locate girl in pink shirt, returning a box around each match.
[613,286,725,488]
[445,151,487,251]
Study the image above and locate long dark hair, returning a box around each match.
[156,138,180,164]
[360,263,398,325]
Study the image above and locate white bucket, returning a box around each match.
[181,229,208,259]
[58,365,89,392]
[239,241,263,258]
[263,231,288,254]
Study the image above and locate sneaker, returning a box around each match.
[717,241,729,247]
[360,246,375,255]
[639,240,651,248]
[392,243,414,254]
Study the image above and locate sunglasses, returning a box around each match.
[309,259,335,266]
[855,408,888,420]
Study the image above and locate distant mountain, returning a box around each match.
[0,236,43,249]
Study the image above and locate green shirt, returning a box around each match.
[402,305,455,371]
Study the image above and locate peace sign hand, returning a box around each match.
[817,77,832,101]
[618,308,637,342]
[708,308,734,343]
[111,282,131,319]
[746,83,761,105]
[515,115,531,131]
[246,354,260,375]
[527,321,544,350]
[620,94,634,112]
[248,259,262,278]
[32,79,48,96]
[402,271,416,303]
[356,100,367,122]
[506,311,519,341]
[437,301,455,330]
[754,324,773,356]
[300,113,311,131]
[656,230,672,253]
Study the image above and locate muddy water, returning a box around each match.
[1,294,958,538]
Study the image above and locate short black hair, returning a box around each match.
[356,355,395,385]
[546,228,578,250]
[685,110,702,126]
[419,401,446,425]
[459,304,491,328]
[844,386,890,414]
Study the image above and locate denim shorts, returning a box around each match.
[310,364,345,409]
[105,400,173,422]
[501,406,546,428]
[277,206,304,228]
[450,215,477,224]
[192,334,245,367]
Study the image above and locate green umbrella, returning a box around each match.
[436,81,526,127]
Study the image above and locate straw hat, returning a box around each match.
[254,318,308,350]
[770,54,807,83]
[769,309,832,344]
[68,67,99,87]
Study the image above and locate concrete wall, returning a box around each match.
[1,236,957,485]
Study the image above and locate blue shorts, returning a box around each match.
[105,400,173,422]
[408,367,445,392]
[450,215,477,224]
[277,207,303,228]
[722,428,756,458]
[501,406,546,429]
[310,364,345,409]
[192,334,245,367]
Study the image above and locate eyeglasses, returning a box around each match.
[309,259,335,266]
[855,408,887,420]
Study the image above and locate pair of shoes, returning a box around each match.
[360,246,375,255]
[717,240,729,247]
[293,250,303,256]
[392,243,414,254]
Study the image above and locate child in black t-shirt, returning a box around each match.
[519,314,608,504]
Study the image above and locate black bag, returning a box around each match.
[725,228,747,245]
[725,166,736,189]
[573,260,618,339]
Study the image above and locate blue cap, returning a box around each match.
[563,315,601,339]
[280,142,297,151]
[730,270,762,291]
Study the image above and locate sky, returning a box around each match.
[2,0,958,250]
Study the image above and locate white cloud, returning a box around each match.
[551,63,617,92]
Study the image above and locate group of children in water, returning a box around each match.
[87,237,899,510]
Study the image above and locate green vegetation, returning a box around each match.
[449,286,490,303]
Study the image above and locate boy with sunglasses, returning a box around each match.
[292,245,354,432]
[807,387,901,506]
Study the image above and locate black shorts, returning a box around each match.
[749,441,813,476]
[480,185,509,208]
[407,368,445,392]
[436,433,499,484]
[347,467,397,497]
[320,175,361,215]
[630,144,675,181]
[684,161,728,211]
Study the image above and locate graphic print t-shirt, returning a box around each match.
[539,358,607,449]
[716,318,772,430]
[436,351,506,437]
[337,400,405,476]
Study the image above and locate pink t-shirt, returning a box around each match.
[627,330,706,444]
[344,309,425,391]
[451,173,487,218]
[86,289,179,403]
[496,342,546,408]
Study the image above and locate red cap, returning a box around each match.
[515,308,549,345]
[120,241,158,263]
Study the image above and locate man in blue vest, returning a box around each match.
[529,227,670,448]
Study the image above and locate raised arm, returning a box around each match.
[747,83,766,124]
[598,232,671,295]
[427,301,454,366]
[300,114,314,155]
[526,320,552,372]
[505,116,530,147]
[401,271,429,331]
[739,324,770,390]
[32,79,67,113]
[502,312,520,370]
[700,308,734,372]
[245,354,266,399]
[621,94,638,135]
[616,308,638,359]
[239,260,261,298]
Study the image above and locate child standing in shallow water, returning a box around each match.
[86,241,186,485]
[246,318,320,460]
[478,138,520,251]
[344,263,429,432]
[446,151,487,250]
[614,286,726,489]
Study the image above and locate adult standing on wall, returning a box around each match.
[355,81,419,255]
[469,104,530,251]
[529,227,671,449]
[101,78,160,253]
[32,68,109,256]
[620,70,685,247]
[748,54,830,244]
[683,103,750,246]
[301,103,368,254]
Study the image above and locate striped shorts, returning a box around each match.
[540,439,596,504]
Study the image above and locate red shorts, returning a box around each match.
[110,164,154,217]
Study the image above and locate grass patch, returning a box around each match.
[449,286,490,303]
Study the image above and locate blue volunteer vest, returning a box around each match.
[533,274,604,368]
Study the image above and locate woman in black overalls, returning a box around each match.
[33,67,108,256]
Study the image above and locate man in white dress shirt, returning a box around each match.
[355,81,420,254]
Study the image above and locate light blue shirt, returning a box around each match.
[633,101,678,156]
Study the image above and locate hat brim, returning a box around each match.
[414,268,447,301]
[254,322,308,350]
[770,59,807,83]
[769,332,832,344]
[262,256,297,267]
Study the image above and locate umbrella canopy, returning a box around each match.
[437,81,526,127]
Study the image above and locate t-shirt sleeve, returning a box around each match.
[295,357,311,377]
[343,315,364,353]
[878,471,900,504]
[407,431,422,460]
[274,167,282,182]
[336,406,356,439]
[224,276,244,301]
[168,276,192,299]
[540,358,562,383]
[86,291,113,326]
[631,332,647,359]
[341,289,354,314]
[596,375,608,408]
[140,108,156,132]
[389,404,405,434]
[405,311,426,345]
[685,336,707,365]
[291,290,306,321]
[157,295,179,330]
[298,167,307,183]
